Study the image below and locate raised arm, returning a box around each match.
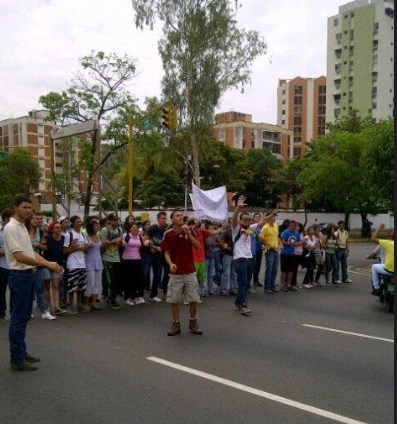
[371,223,385,245]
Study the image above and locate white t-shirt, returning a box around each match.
[304,235,318,251]
[64,229,87,270]
[232,223,258,260]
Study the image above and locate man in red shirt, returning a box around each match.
[161,210,202,336]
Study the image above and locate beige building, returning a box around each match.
[0,110,96,206]
[213,111,293,162]
[277,76,327,157]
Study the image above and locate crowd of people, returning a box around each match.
[1,193,378,371]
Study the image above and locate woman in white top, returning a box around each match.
[302,226,319,289]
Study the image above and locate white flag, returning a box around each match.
[189,182,228,222]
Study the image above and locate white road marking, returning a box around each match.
[147,356,368,424]
[302,324,394,343]
[347,266,371,276]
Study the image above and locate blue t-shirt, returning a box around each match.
[281,229,301,256]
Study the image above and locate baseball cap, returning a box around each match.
[107,212,118,220]
[57,216,68,223]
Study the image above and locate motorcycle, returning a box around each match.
[378,273,394,313]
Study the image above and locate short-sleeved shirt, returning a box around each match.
[281,229,301,256]
[379,239,394,273]
[122,234,142,261]
[44,234,65,264]
[161,228,195,275]
[64,229,87,270]
[192,228,211,263]
[4,217,36,270]
[232,223,258,260]
[147,224,166,249]
[259,223,280,253]
[99,227,122,263]
[335,229,349,249]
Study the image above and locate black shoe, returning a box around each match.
[10,360,38,371]
[253,281,263,287]
[25,354,40,363]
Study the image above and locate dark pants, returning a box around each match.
[161,257,170,296]
[303,253,316,284]
[150,253,163,299]
[234,258,252,307]
[102,261,122,303]
[0,267,10,318]
[253,249,263,284]
[325,252,337,283]
[142,253,151,291]
[123,259,144,299]
[8,270,36,363]
[335,248,348,282]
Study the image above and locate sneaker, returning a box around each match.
[42,311,56,320]
[90,303,101,311]
[197,298,203,304]
[344,278,353,283]
[138,297,146,304]
[253,281,263,287]
[150,296,162,303]
[183,299,190,305]
[240,306,252,315]
[167,321,181,336]
[229,290,237,295]
[249,287,257,294]
[287,285,298,291]
[334,280,342,285]
[10,360,38,371]
[25,354,40,363]
[302,284,312,289]
[189,319,203,335]
[53,307,67,315]
[219,291,228,296]
[280,286,289,292]
[265,289,274,294]
[125,298,135,306]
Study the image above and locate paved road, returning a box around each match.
[0,243,393,424]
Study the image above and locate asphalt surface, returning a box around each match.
[0,242,394,424]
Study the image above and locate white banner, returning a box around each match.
[189,182,228,223]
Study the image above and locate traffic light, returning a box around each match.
[161,104,177,131]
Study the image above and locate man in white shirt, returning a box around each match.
[230,194,275,315]
[4,195,64,371]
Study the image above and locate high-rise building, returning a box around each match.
[213,111,293,162]
[0,110,96,206]
[277,76,327,157]
[326,0,394,122]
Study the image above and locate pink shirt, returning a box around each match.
[122,234,142,260]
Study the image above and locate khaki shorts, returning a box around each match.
[166,273,200,304]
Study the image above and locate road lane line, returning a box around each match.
[302,324,394,343]
[147,356,367,424]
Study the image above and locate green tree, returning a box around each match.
[131,0,267,186]
[39,50,138,220]
[363,118,394,211]
[326,109,375,133]
[0,148,40,211]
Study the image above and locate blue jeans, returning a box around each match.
[220,254,237,294]
[325,252,337,283]
[234,258,252,307]
[34,269,47,313]
[335,248,348,282]
[205,258,215,294]
[264,250,279,289]
[213,249,223,284]
[0,266,10,318]
[142,253,151,290]
[8,270,36,363]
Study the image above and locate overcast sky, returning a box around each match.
[0,0,348,124]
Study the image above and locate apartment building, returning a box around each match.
[213,111,293,162]
[326,0,394,122]
[0,110,96,206]
[277,76,327,157]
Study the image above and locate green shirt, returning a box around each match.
[99,226,122,263]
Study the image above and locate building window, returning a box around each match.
[218,128,226,142]
[294,106,302,115]
[293,147,301,157]
[319,95,326,105]
[272,144,281,154]
[294,127,302,136]
[294,96,303,105]
[335,63,341,74]
[335,49,342,59]
[350,30,354,41]
[281,119,285,125]
[294,86,303,95]
[318,116,326,126]
[334,108,340,118]
[282,100,285,105]
[319,85,326,94]
[349,46,354,55]
[294,116,302,125]
[318,106,326,115]
[282,109,285,115]
[374,22,379,35]
[334,18,339,26]
[318,127,325,136]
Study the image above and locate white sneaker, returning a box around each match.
[303,284,312,289]
[150,296,162,303]
[125,298,135,306]
[42,311,56,320]
[344,278,353,283]
[138,297,146,304]
[334,280,342,284]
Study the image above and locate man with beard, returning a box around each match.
[230,194,276,315]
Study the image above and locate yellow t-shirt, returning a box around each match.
[259,223,280,252]
[335,229,349,248]
[379,239,394,273]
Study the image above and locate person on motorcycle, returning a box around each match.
[370,223,394,295]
